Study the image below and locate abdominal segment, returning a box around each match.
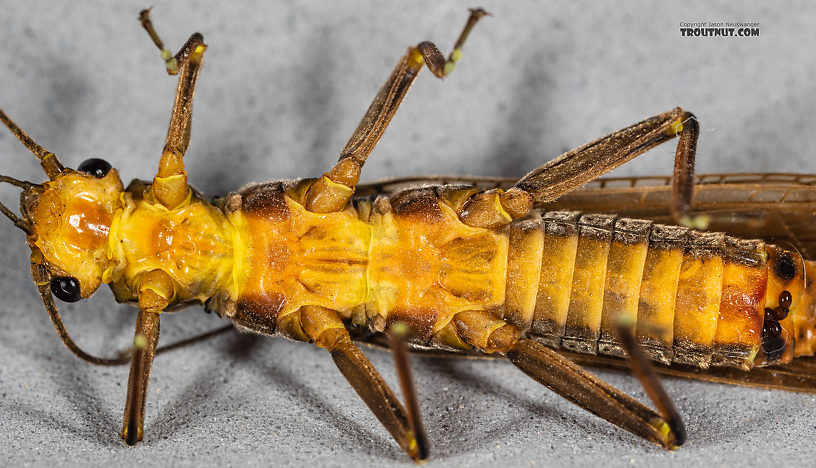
[220,182,815,369]
[517,211,813,369]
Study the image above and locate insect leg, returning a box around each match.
[389,323,430,460]
[513,107,699,222]
[615,321,686,445]
[121,270,175,445]
[298,305,428,461]
[138,9,207,209]
[436,184,534,229]
[506,339,683,449]
[302,9,490,213]
[0,107,64,179]
[122,309,160,445]
[444,310,683,449]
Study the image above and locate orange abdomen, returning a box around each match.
[212,182,816,369]
[506,208,815,369]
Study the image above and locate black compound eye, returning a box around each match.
[50,276,82,303]
[77,158,112,178]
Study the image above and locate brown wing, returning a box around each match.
[355,175,516,197]
[351,330,816,393]
[544,173,816,259]
[357,173,816,259]
[564,352,816,394]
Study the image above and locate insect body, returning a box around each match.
[2,8,815,461]
[204,180,813,372]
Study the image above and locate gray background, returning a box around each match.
[1,1,815,467]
